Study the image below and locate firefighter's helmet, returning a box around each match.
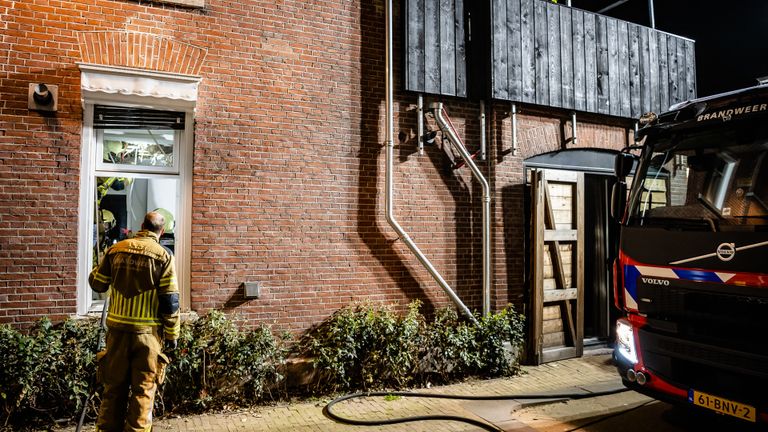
[100,209,116,232]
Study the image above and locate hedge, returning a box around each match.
[0,302,524,430]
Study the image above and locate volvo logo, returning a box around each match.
[641,277,670,286]
[716,243,736,261]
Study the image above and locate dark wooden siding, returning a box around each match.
[404,0,696,117]
[490,1,696,117]
[405,0,467,97]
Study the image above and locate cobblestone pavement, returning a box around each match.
[65,351,638,432]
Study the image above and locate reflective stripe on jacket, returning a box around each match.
[89,230,180,340]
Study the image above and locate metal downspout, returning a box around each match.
[598,0,628,14]
[432,103,492,317]
[479,100,486,161]
[648,0,656,29]
[417,95,424,155]
[511,103,518,156]
[571,111,578,146]
[384,0,478,325]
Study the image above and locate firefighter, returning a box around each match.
[89,211,180,432]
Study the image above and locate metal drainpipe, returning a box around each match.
[511,103,518,156]
[479,100,486,161]
[598,0,628,14]
[432,103,492,317]
[634,121,639,145]
[648,0,656,29]
[571,112,578,146]
[417,95,424,155]
[384,0,478,325]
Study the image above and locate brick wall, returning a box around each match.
[0,0,85,325]
[0,0,630,331]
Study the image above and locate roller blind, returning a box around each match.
[93,105,185,130]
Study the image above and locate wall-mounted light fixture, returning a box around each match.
[28,83,58,112]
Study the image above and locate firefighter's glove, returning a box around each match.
[164,339,178,352]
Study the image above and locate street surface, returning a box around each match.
[60,355,765,432]
[505,392,764,432]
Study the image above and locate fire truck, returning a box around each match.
[611,84,768,424]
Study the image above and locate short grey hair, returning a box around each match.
[141,211,165,234]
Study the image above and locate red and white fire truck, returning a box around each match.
[612,84,768,424]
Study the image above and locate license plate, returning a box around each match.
[688,389,756,422]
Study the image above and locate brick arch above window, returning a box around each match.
[77,31,207,76]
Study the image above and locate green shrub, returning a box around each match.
[304,302,526,393]
[0,311,287,428]
[304,302,424,393]
[159,310,287,413]
[476,305,526,376]
[0,303,525,429]
[419,307,482,383]
[0,318,100,429]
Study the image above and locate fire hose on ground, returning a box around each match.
[323,386,631,432]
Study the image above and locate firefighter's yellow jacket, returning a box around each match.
[89,230,180,341]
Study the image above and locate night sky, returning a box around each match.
[570,0,768,97]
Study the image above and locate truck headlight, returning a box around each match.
[616,319,638,364]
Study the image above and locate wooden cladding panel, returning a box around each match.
[493,0,508,99]
[572,9,586,111]
[521,0,536,102]
[584,13,597,112]
[508,0,522,100]
[560,7,574,109]
[547,2,561,107]
[534,1,548,104]
[490,0,696,117]
[405,0,467,97]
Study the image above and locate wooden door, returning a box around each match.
[530,169,585,364]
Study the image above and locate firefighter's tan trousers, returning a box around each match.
[96,329,169,432]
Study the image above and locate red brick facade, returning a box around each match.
[0,0,630,331]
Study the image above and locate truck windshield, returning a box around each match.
[628,133,768,231]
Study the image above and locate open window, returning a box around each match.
[77,66,197,315]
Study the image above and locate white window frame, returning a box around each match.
[77,67,197,315]
[95,128,181,174]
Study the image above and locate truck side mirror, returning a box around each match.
[614,152,636,178]
[611,152,636,221]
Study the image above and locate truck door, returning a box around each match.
[530,169,585,364]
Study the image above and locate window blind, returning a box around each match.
[94,105,185,130]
